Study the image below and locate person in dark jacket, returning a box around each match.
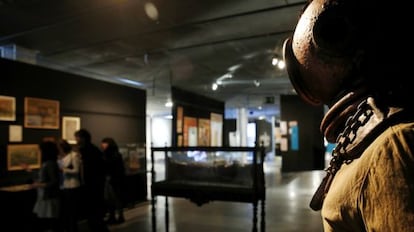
[74,129,108,232]
[101,137,126,224]
[31,141,61,232]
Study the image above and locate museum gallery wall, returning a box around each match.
[171,86,225,147]
[0,58,147,203]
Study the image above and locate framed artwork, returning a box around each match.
[9,125,23,142]
[183,116,197,146]
[177,135,183,146]
[198,118,211,146]
[279,121,288,135]
[176,106,183,133]
[0,95,16,121]
[210,113,223,146]
[7,144,41,171]
[62,116,81,144]
[24,97,60,129]
[289,121,299,151]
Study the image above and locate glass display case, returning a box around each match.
[117,143,147,205]
[150,146,266,232]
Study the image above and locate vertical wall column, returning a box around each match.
[270,116,276,156]
[237,107,248,146]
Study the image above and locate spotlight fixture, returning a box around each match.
[213,72,233,90]
[116,77,144,87]
[271,54,285,70]
[272,57,279,66]
[228,64,242,72]
[165,101,173,107]
[277,60,286,69]
[144,2,159,21]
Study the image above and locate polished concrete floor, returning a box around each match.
[85,157,325,232]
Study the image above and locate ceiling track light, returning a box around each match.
[271,54,286,70]
[272,57,279,66]
[165,101,173,107]
[277,60,286,69]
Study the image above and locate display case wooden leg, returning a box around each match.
[260,200,265,232]
[151,195,156,232]
[165,196,169,232]
[252,201,258,232]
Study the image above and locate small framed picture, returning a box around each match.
[0,95,16,121]
[62,116,81,144]
[9,125,23,142]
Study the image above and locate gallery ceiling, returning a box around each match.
[0,0,306,118]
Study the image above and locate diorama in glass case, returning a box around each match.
[165,149,257,185]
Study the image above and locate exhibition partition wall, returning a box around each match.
[171,86,225,147]
[280,95,325,172]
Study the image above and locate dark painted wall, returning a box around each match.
[280,95,325,172]
[0,58,147,203]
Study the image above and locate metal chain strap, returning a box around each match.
[310,98,374,210]
[310,97,395,211]
[326,98,374,176]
